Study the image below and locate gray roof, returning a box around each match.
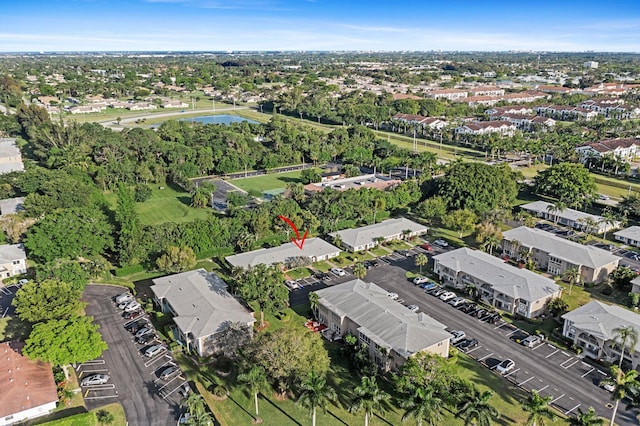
[329,218,427,249]
[225,237,341,269]
[0,197,24,216]
[0,244,26,263]
[503,226,620,269]
[315,279,451,358]
[150,269,255,339]
[562,300,640,351]
[614,226,640,241]
[521,201,615,228]
[433,248,561,302]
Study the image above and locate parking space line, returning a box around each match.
[545,349,559,358]
[597,369,607,376]
[551,394,565,404]
[2,307,9,317]
[466,347,481,354]
[478,352,494,362]
[158,375,184,391]
[162,380,188,400]
[519,377,534,386]
[84,384,115,390]
[506,329,518,336]
[493,322,507,329]
[80,369,109,373]
[562,359,579,369]
[504,368,520,378]
[84,395,118,400]
[537,384,549,392]
[582,367,595,377]
[561,351,570,357]
[564,404,581,415]
[531,343,544,351]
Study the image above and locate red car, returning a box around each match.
[123,309,144,320]
[421,243,433,251]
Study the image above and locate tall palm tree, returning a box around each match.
[563,266,581,295]
[612,325,638,368]
[353,262,367,280]
[482,234,500,256]
[521,390,556,426]
[456,386,500,426]
[237,365,269,420]
[400,385,443,426]
[349,376,390,426]
[297,371,337,426]
[308,291,319,319]
[568,407,603,426]
[603,366,639,426]
[415,253,428,274]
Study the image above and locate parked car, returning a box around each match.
[413,276,429,285]
[420,243,433,251]
[114,292,133,304]
[137,333,157,345]
[159,365,181,380]
[433,288,447,297]
[458,338,479,351]
[81,373,110,386]
[521,334,543,348]
[474,309,487,318]
[600,379,615,392]
[124,301,142,312]
[461,304,477,313]
[495,359,515,375]
[285,280,300,290]
[144,345,166,358]
[449,330,466,344]
[434,239,449,247]
[123,309,144,320]
[315,272,330,280]
[135,326,154,338]
[406,304,419,313]
[126,319,148,333]
[331,267,346,277]
[425,285,441,294]
[387,292,399,300]
[17,279,29,286]
[118,299,138,310]
[448,297,467,307]
[486,313,501,324]
[420,282,438,291]
[363,260,373,269]
[439,291,456,301]
[398,249,410,257]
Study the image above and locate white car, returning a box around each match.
[284,280,300,290]
[449,330,466,344]
[406,304,419,313]
[439,291,456,301]
[448,297,467,307]
[81,373,110,386]
[145,344,166,358]
[434,239,449,247]
[495,359,515,375]
[521,334,543,348]
[124,301,141,312]
[386,292,399,300]
[331,267,346,277]
[17,279,29,286]
[413,276,429,285]
[115,292,134,304]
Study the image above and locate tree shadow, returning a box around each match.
[226,393,258,422]
[261,395,303,426]
[0,315,31,341]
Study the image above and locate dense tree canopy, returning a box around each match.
[533,163,597,208]
[13,280,84,323]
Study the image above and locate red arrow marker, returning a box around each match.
[278,215,308,250]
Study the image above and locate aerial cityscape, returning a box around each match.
[1,1,640,426]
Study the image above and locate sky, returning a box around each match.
[1,0,640,52]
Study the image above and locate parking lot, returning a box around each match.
[0,283,19,317]
[83,285,188,425]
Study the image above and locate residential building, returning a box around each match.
[316,280,451,371]
[0,139,24,174]
[0,244,27,278]
[584,61,599,69]
[467,86,504,97]
[575,138,640,162]
[614,226,640,248]
[0,197,24,216]
[496,113,555,131]
[485,105,535,117]
[562,301,640,368]
[534,85,575,95]
[519,201,619,234]
[459,95,501,107]
[454,120,517,136]
[225,238,341,269]
[425,89,468,101]
[329,218,427,252]
[0,341,58,426]
[150,269,255,357]
[391,113,447,130]
[433,248,561,318]
[303,174,401,194]
[161,100,189,108]
[535,105,599,121]
[502,226,620,284]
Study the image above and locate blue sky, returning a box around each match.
[1,0,639,52]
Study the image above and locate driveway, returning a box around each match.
[83,285,179,426]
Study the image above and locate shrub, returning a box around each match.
[212,385,228,398]
[96,409,115,424]
[134,184,152,202]
[601,284,614,296]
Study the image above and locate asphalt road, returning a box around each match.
[83,285,179,426]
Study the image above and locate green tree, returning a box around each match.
[417,196,447,225]
[349,376,390,426]
[115,184,141,266]
[180,392,213,426]
[244,324,330,395]
[568,407,603,426]
[548,298,569,317]
[297,371,337,426]
[237,365,269,420]
[443,209,478,238]
[13,280,83,323]
[301,168,322,184]
[400,385,443,426]
[235,264,288,327]
[156,245,197,273]
[609,266,637,292]
[309,291,320,319]
[475,221,503,255]
[353,262,367,279]
[96,410,115,425]
[24,316,108,365]
[602,366,639,426]
[563,267,581,295]
[134,184,152,202]
[534,163,597,208]
[456,386,500,426]
[415,253,428,274]
[611,325,638,368]
[521,391,556,426]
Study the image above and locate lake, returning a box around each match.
[179,114,259,125]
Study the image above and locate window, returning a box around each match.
[359,332,371,346]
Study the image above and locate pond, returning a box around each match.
[179,114,259,125]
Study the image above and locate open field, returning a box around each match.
[231,170,303,193]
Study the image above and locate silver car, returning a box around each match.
[81,373,110,386]
[145,344,166,358]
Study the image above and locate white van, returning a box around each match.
[115,292,133,304]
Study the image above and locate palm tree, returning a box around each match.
[510,239,522,260]
[349,376,390,426]
[568,407,603,426]
[482,235,500,256]
[521,390,556,426]
[602,366,639,426]
[297,371,337,426]
[180,392,213,426]
[611,325,638,368]
[456,386,500,426]
[415,253,428,274]
[309,291,319,319]
[237,366,269,420]
[401,385,443,426]
[353,262,367,280]
[372,198,386,225]
[546,201,566,225]
[563,266,581,295]
[600,210,619,240]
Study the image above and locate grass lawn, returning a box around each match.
[0,315,31,341]
[104,183,211,226]
[385,240,413,250]
[285,267,313,280]
[35,403,126,426]
[312,261,333,272]
[369,246,390,257]
[231,170,303,194]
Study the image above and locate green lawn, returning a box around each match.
[104,183,211,226]
[35,403,126,426]
[231,170,304,194]
[285,267,313,280]
[369,246,390,257]
[312,261,333,272]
